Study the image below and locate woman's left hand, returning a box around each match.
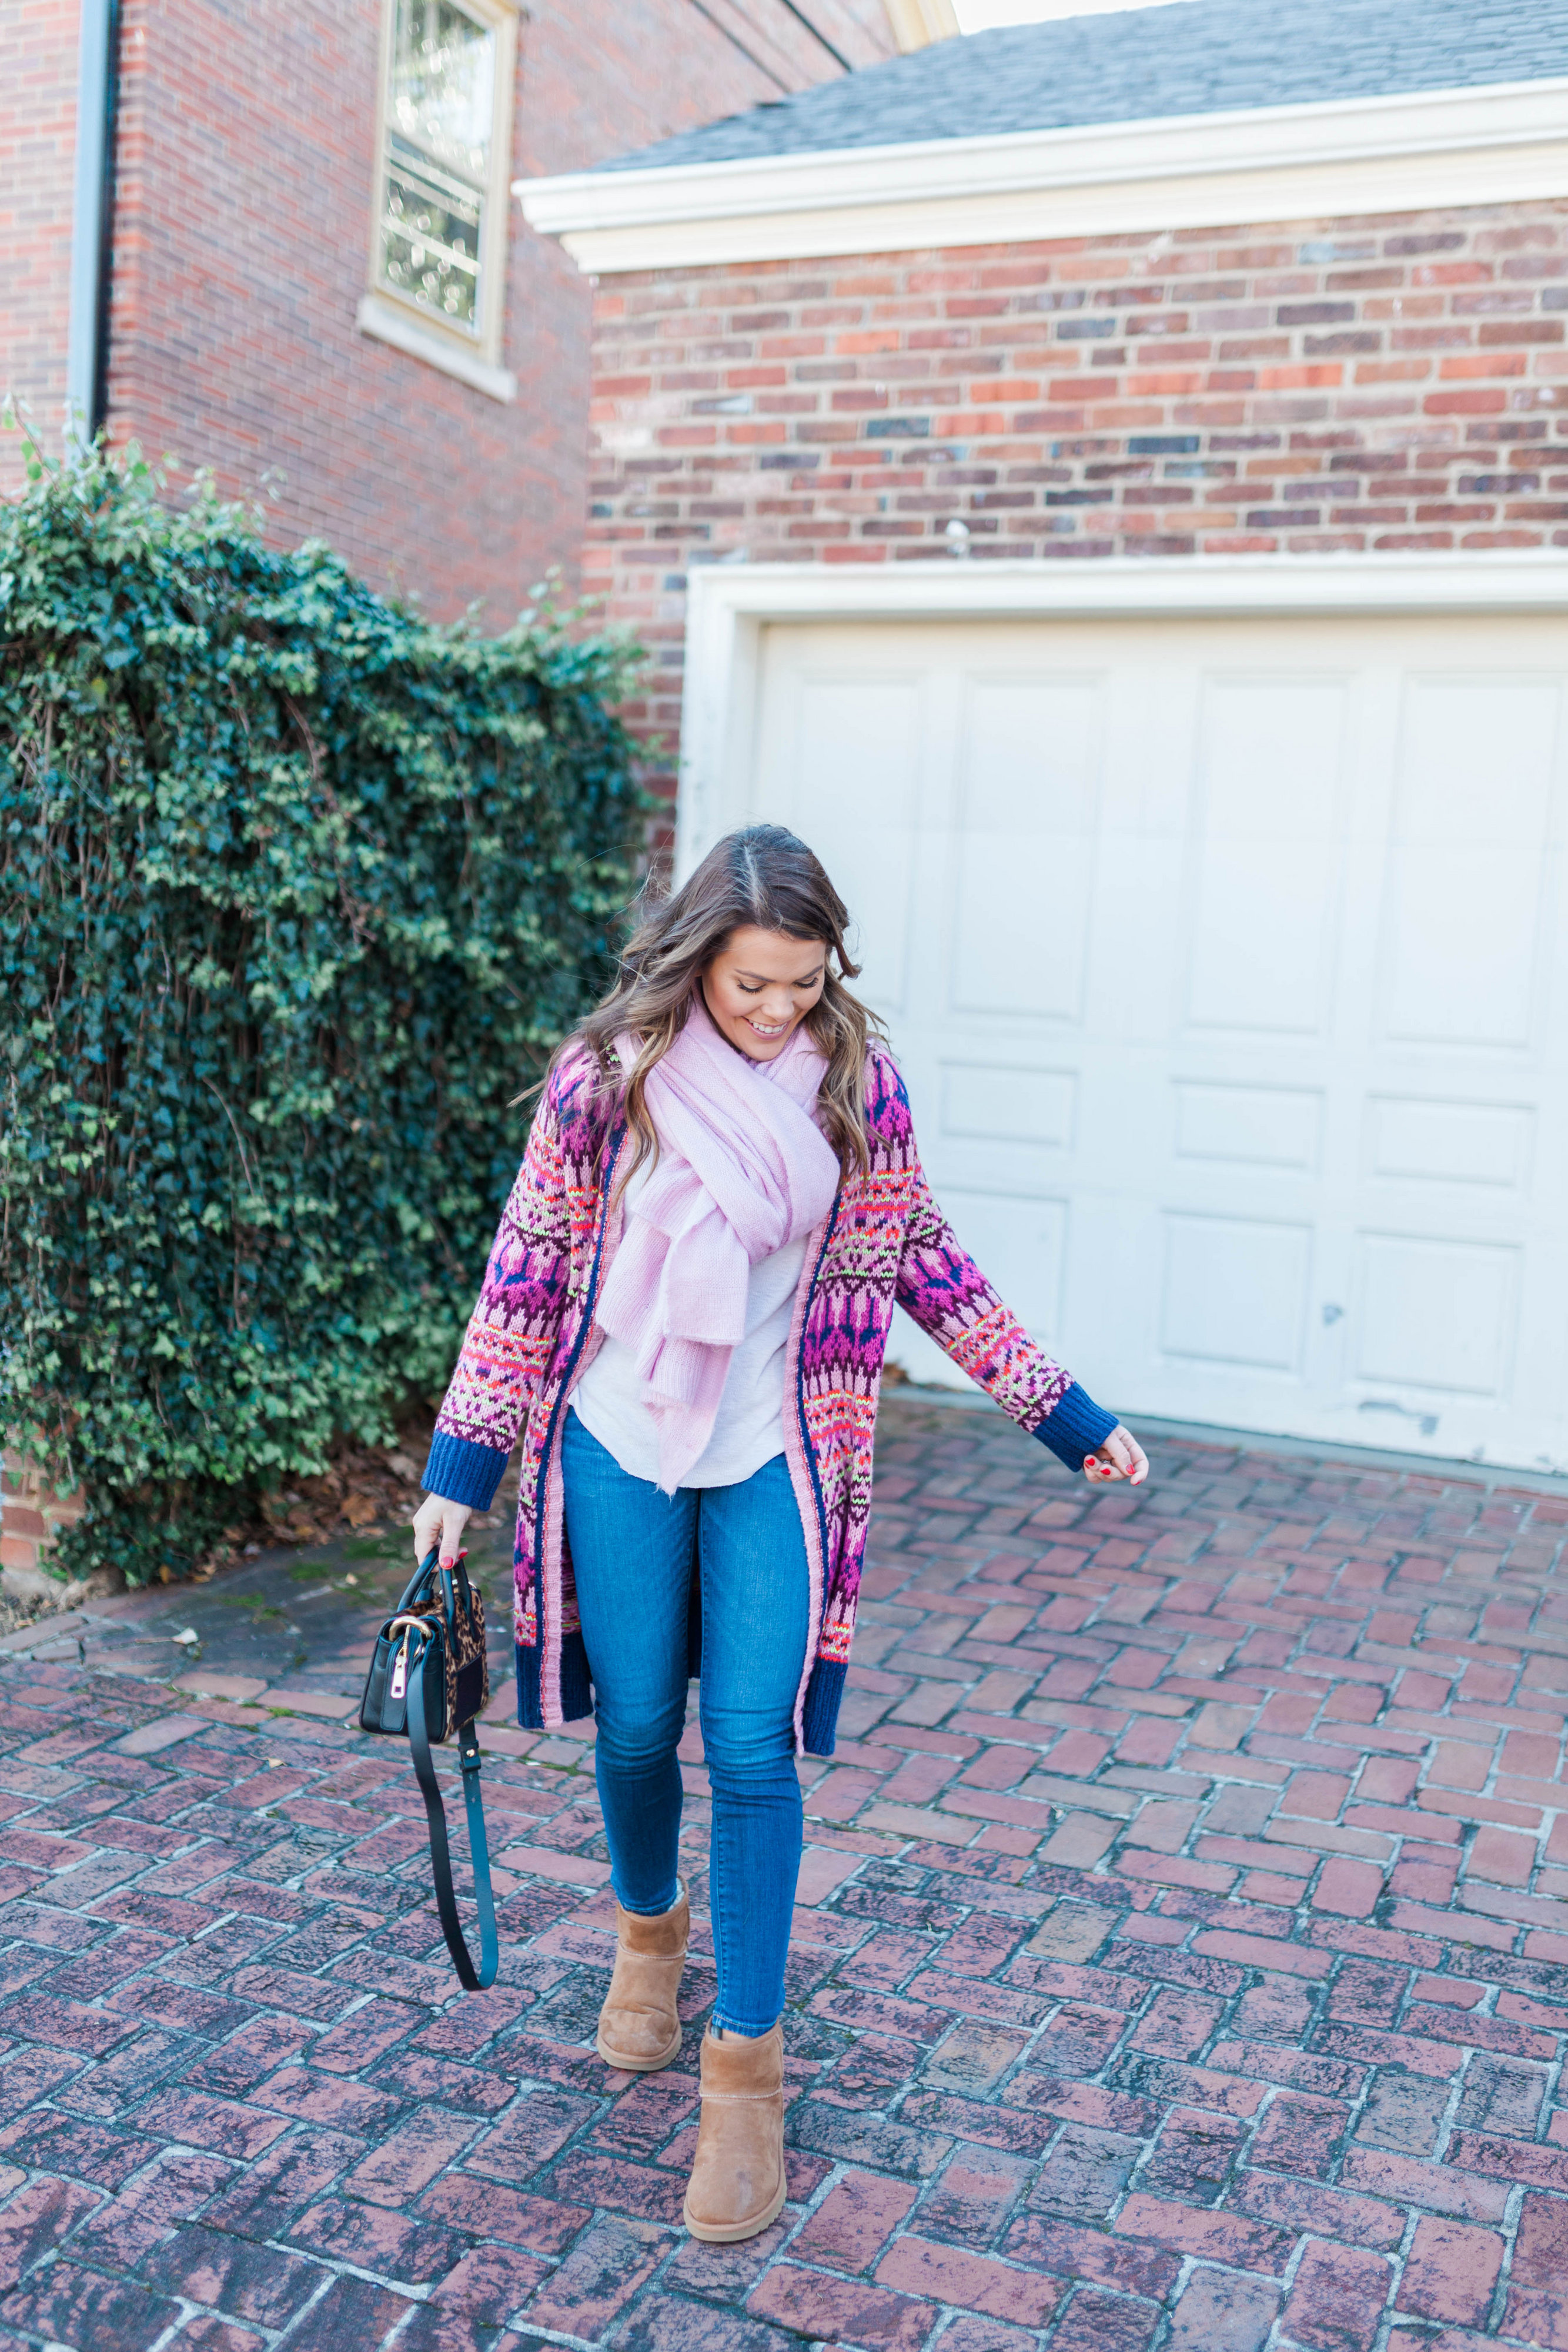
[1084,1425,1149,1486]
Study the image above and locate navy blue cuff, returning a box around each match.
[1032,1381,1119,1470]
[801,1658,847,1759]
[423,1432,510,1512]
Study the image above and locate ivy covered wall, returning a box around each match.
[1,448,641,1582]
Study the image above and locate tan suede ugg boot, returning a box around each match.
[596,1883,688,2072]
[682,2020,787,2243]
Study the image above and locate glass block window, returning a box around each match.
[375,0,513,353]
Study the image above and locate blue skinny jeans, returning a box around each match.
[560,1409,808,2036]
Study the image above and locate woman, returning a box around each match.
[413,825,1146,2244]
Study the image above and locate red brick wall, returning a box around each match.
[0,0,81,500]
[11,0,902,616]
[583,201,1568,777]
[1,1449,86,1583]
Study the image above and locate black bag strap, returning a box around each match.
[394,1556,434,1615]
[405,1631,498,1993]
[395,1546,472,1615]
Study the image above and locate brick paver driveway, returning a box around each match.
[2,1392,1567,2352]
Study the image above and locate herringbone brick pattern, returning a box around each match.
[2,1394,1567,2350]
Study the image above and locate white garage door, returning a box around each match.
[732,612,1568,1472]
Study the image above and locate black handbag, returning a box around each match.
[359,1548,498,1992]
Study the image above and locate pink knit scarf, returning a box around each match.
[594,995,841,1492]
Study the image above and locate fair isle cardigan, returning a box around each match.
[423,1040,1117,1758]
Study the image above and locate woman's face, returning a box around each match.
[701,926,827,1061]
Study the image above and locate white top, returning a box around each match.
[570,1158,807,1489]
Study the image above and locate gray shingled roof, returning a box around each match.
[597,0,1568,173]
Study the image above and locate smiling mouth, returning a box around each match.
[744,1015,790,1038]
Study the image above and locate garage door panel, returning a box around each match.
[1380,848,1545,1049]
[1363,1095,1534,1194]
[1377,676,1562,1050]
[951,674,1102,1021]
[1183,676,1348,1037]
[1354,1234,1519,1400]
[940,1061,1076,1150]
[1173,1081,1323,1175]
[738,612,1568,1469]
[1159,1212,1313,1376]
[952,837,1097,1023]
[785,671,921,1016]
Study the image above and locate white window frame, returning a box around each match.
[359,0,519,403]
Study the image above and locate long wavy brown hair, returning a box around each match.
[570,824,884,1187]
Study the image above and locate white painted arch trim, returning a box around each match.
[676,550,1568,876]
[518,75,1568,273]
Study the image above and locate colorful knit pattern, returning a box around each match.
[436,1100,576,1451]
[428,1040,1115,1755]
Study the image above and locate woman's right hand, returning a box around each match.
[411,1491,473,1569]
[1084,1425,1149,1486]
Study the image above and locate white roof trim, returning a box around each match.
[516,75,1568,272]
